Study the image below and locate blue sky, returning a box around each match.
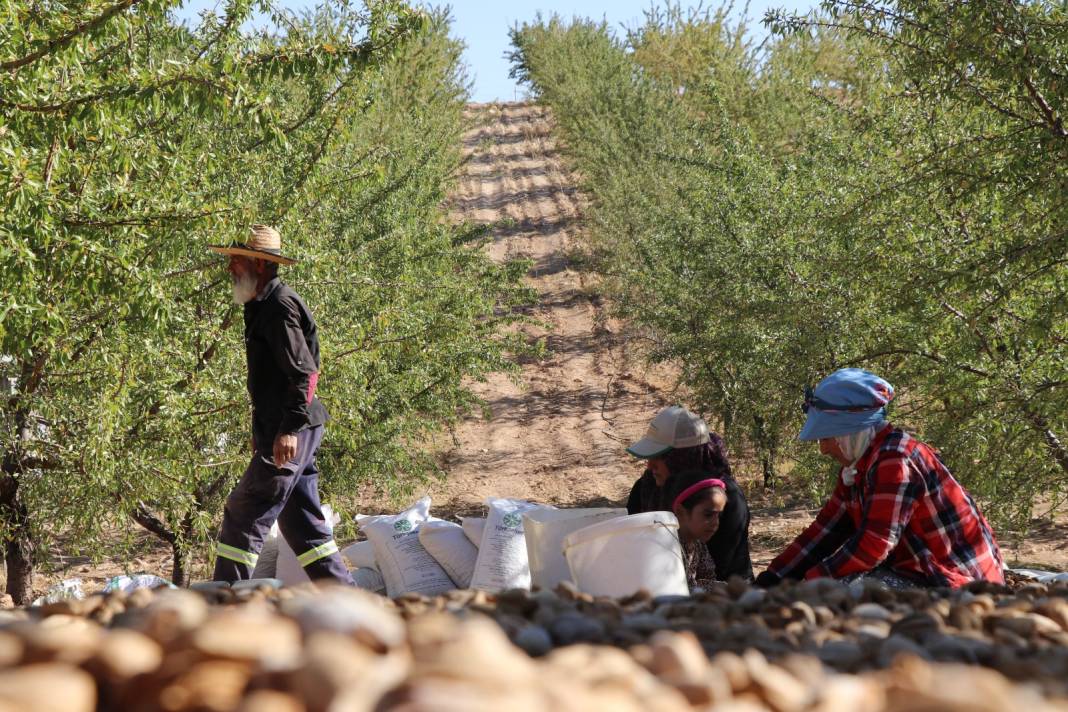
[175,1,815,102]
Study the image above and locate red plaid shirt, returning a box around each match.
[768,425,1004,588]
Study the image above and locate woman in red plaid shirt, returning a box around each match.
[756,368,1004,589]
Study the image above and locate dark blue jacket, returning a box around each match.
[244,278,328,450]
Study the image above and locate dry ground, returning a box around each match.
[18,102,1067,600]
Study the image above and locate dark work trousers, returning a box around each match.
[213,425,353,584]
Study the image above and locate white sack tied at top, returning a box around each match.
[461,516,486,547]
[418,519,478,589]
[357,496,455,598]
[340,539,386,594]
[470,497,554,593]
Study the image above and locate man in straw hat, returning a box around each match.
[208,225,353,584]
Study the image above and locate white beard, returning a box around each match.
[232,273,259,304]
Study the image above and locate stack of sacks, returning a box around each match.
[357,497,457,598]
[339,541,388,594]
[343,496,554,597]
[342,522,478,595]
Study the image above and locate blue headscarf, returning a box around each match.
[798,368,894,441]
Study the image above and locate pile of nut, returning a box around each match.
[0,576,1064,711]
[472,576,1068,691]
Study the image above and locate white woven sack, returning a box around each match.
[352,567,387,594]
[357,497,455,598]
[274,534,306,585]
[341,540,377,570]
[418,519,478,589]
[469,497,550,592]
[251,532,280,580]
[461,517,485,547]
[524,507,627,590]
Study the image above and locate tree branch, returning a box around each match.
[131,502,177,545]
[243,69,356,151]
[1019,402,1068,477]
[42,135,60,189]
[1023,75,1066,138]
[841,348,992,379]
[0,0,142,72]
[62,206,232,228]
[1,73,230,115]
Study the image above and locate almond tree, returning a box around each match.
[0,0,527,599]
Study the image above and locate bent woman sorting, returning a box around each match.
[756,368,1004,589]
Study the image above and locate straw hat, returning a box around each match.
[208,225,298,265]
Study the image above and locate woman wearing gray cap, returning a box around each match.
[626,406,754,581]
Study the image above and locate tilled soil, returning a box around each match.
[427,102,676,514]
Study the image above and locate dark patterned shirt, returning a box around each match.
[683,537,717,591]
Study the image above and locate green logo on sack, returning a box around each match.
[502,513,522,529]
[394,519,412,533]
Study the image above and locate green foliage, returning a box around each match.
[510,1,1066,527]
[0,0,528,591]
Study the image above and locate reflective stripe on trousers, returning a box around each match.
[212,425,353,585]
[296,540,340,567]
[216,542,259,568]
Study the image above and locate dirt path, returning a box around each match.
[423,102,674,516]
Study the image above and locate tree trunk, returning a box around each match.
[752,415,777,490]
[3,525,34,605]
[171,510,200,587]
[0,474,35,605]
[131,505,193,586]
[1,354,48,604]
[2,402,39,605]
[131,503,179,581]
[761,451,776,491]
[170,538,190,587]
[132,473,229,587]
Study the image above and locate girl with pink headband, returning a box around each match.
[627,406,754,582]
[667,471,729,592]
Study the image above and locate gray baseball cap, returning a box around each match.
[626,406,710,458]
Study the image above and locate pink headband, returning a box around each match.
[672,479,726,511]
